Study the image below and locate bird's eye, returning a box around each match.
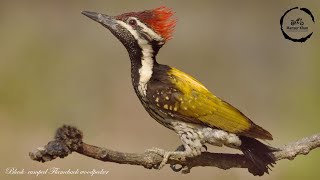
[128,19,137,26]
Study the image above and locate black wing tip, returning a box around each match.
[239,136,277,176]
[245,122,274,140]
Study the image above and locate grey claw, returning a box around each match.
[202,145,208,151]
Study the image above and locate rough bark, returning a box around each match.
[29,125,320,176]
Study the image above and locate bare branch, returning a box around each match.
[29,125,320,176]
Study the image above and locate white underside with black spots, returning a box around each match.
[149,121,243,169]
[171,121,242,157]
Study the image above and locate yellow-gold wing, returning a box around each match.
[166,67,272,140]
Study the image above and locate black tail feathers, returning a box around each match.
[239,136,279,176]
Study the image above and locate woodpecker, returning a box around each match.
[82,6,277,175]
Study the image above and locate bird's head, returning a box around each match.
[82,6,176,52]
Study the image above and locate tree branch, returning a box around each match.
[29,125,320,176]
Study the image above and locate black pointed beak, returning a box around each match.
[82,11,117,30]
[82,11,101,22]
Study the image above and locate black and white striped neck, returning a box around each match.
[126,40,162,97]
[114,19,164,97]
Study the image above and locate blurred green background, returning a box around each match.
[0,0,319,180]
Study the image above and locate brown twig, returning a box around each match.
[29,125,320,176]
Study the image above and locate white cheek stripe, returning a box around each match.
[117,20,154,97]
[132,17,164,42]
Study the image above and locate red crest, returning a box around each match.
[144,6,176,41]
[117,6,176,41]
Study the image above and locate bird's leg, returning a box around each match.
[147,122,206,169]
[158,137,204,170]
[145,139,204,169]
[170,145,185,172]
[145,147,190,169]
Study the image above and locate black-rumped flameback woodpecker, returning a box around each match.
[82,6,277,175]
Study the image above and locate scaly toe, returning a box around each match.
[145,147,168,169]
[145,147,166,156]
[158,151,171,169]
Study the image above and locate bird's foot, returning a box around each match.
[160,151,188,169]
[146,144,206,170]
[170,144,207,172]
[145,147,188,169]
[145,147,166,169]
[170,145,185,172]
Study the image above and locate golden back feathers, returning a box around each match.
[167,67,273,140]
